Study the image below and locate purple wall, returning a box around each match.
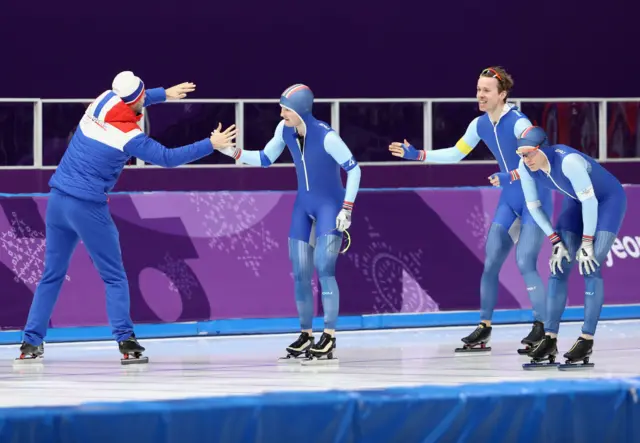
[2,188,639,330]
[1,1,638,99]
[0,162,638,195]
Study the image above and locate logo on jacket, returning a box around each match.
[84,114,107,130]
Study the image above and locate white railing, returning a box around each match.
[1,97,639,169]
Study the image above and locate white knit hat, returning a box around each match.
[112,71,145,105]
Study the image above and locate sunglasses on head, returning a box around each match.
[481,68,503,81]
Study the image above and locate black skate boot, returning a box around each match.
[14,341,44,364]
[278,332,315,363]
[518,321,545,355]
[455,323,492,354]
[522,335,559,369]
[558,337,594,370]
[302,332,338,365]
[118,333,149,365]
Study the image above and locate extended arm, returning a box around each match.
[423,118,482,163]
[428,116,531,164]
[225,121,287,167]
[389,118,481,163]
[123,134,212,168]
[143,88,167,107]
[144,82,197,106]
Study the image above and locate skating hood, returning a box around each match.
[279,84,314,124]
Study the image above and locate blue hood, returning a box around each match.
[279,84,314,122]
[517,125,549,150]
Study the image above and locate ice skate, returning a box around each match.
[455,323,492,354]
[522,335,559,370]
[558,337,594,370]
[517,321,545,355]
[14,342,44,365]
[301,332,338,366]
[119,333,148,365]
[278,332,315,364]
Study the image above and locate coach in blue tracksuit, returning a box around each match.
[218,84,361,362]
[19,71,236,360]
[513,125,627,365]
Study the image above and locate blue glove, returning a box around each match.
[389,139,426,161]
[488,172,512,187]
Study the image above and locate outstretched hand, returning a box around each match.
[210,123,237,149]
[388,139,425,161]
[166,82,196,100]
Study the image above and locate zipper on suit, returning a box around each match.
[296,126,310,191]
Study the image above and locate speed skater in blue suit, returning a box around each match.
[388,66,553,355]
[216,84,362,365]
[513,126,627,370]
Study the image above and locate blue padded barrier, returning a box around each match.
[1,377,639,443]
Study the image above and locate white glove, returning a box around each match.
[549,237,571,275]
[336,208,352,232]
[577,237,599,275]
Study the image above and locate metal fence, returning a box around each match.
[1,97,639,169]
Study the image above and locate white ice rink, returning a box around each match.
[0,319,639,409]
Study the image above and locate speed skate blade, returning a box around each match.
[277,355,305,364]
[300,356,339,366]
[558,362,595,371]
[522,362,560,370]
[13,356,43,365]
[120,356,149,366]
[454,346,491,355]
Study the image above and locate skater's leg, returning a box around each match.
[278,203,317,361]
[455,202,515,353]
[314,233,341,334]
[70,200,133,343]
[581,194,626,337]
[545,197,582,337]
[560,195,626,369]
[288,199,315,333]
[480,222,515,323]
[299,204,343,362]
[545,230,580,335]
[23,192,79,346]
[516,222,546,324]
[581,231,617,336]
[288,237,315,331]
